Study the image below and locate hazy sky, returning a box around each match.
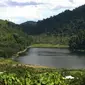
[0,0,85,24]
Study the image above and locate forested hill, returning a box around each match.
[20,21,37,34]
[0,19,32,58]
[20,4,85,35]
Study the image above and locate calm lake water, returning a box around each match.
[16,48,85,69]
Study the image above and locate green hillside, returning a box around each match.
[0,19,32,58]
[20,21,37,34]
[20,4,85,35]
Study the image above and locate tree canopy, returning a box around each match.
[20,4,85,35]
[69,30,85,51]
[0,20,32,58]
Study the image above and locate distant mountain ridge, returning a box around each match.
[20,21,37,34]
[20,4,85,35]
[20,21,37,25]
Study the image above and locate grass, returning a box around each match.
[0,58,50,68]
[0,58,19,64]
[30,44,69,48]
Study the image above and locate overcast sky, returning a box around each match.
[0,0,85,24]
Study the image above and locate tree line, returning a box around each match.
[69,30,85,51]
[20,4,85,35]
[0,20,33,58]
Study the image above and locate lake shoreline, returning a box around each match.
[11,44,85,69]
[15,46,29,57]
[0,58,50,68]
[15,44,69,57]
[30,44,69,48]
[0,44,69,68]
[16,47,85,69]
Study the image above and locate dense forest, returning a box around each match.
[20,4,85,35]
[0,20,32,58]
[19,4,85,51]
[69,30,85,51]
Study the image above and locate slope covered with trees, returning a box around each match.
[0,20,32,58]
[20,4,85,35]
[20,21,37,34]
[69,30,85,51]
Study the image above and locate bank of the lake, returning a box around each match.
[0,44,69,68]
[0,58,50,68]
[15,44,69,57]
[17,47,85,69]
[30,44,69,48]
[0,58,19,64]
[14,46,30,57]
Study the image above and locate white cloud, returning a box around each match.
[0,0,85,24]
[73,0,85,6]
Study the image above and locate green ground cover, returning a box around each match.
[0,63,85,85]
[30,44,69,48]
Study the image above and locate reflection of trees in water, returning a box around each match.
[37,50,69,56]
[69,51,85,58]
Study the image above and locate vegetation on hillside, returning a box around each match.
[20,21,37,35]
[69,30,85,51]
[30,34,70,45]
[20,4,85,35]
[0,20,32,58]
[19,4,85,51]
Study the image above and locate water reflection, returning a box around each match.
[16,48,85,69]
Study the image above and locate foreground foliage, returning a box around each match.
[0,64,85,85]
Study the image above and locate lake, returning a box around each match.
[16,48,85,69]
